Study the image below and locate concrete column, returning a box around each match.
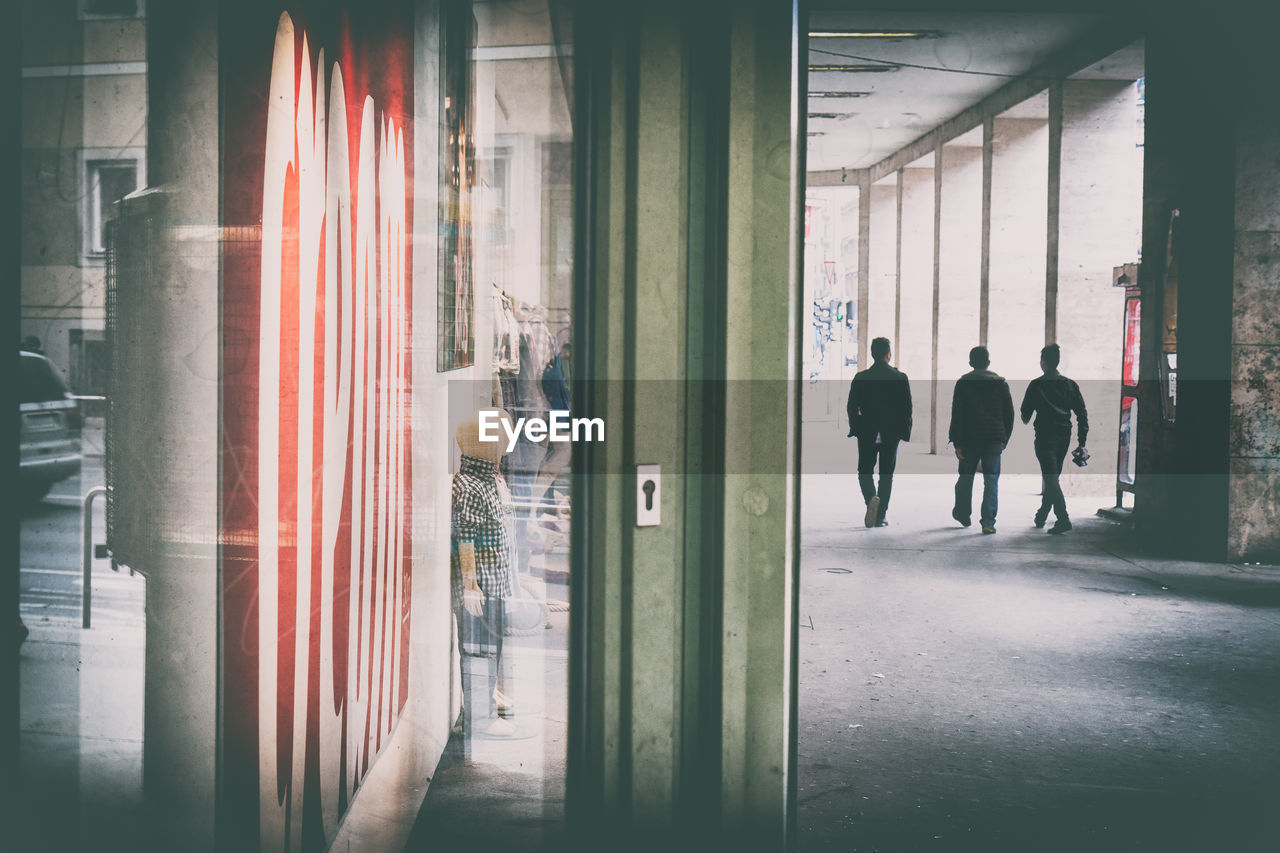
[897,160,935,385]
[719,4,800,846]
[980,115,993,346]
[867,176,898,351]
[1228,97,1280,561]
[857,172,871,370]
[1057,76,1144,498]
[571,2,802,848]
[125,4,220,848]
[988,113,1048,380]
[937,137,984,450]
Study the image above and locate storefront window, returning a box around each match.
[421,0,575,844]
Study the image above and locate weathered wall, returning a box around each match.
[20,0,146,386]
[1227,105,1280,560]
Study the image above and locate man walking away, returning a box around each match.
[1020,344,1089,534]
[949,346,1014,534]
[847,337,912,528]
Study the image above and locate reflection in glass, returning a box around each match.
[414,0,574,847]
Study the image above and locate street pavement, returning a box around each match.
[798,458,1280,852]
[17,422,147,852]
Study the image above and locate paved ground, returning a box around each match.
[798,464,1280,852]
[17,421,148,851]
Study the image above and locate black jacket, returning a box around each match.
[846,360,912,442]
[949,368,1014,448]
[1020,370,1089,445]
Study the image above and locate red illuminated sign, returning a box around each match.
[220,6,413,849]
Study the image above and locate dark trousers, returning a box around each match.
[857,436,900,520]
[954,442,1003,524]
[1035,430,1071,522]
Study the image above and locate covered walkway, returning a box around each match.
[798,468,1280,851]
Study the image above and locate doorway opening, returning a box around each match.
[797,11,1280,851]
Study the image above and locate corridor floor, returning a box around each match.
[798,467,1280,852]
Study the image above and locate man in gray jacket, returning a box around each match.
[949,346,1014,534]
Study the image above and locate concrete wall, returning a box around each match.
[20,0,146,388]
[1228,105,1280,560]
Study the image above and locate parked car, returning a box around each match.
[19,349,82,502]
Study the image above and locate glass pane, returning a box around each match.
[19,7,148,850]
[414,0,574,846]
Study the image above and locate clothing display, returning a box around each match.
[451,454,513,604]
[491,284,522,373]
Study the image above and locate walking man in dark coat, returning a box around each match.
[847,337,912,527]
[1020,344,1089,534]
[949,345,1014,534]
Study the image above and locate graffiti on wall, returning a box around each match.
[221,6,413,850]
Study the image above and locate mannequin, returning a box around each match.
[452,408,517,738]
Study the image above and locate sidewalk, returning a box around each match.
[798,470,1280,851]
[17,620,147,851]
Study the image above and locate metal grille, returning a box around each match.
[103,216,120,560]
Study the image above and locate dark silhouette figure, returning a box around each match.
[1020,344,1089,534]
[846,337,912,527]
[949,346,1014,534]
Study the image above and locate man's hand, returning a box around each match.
[954,447,965,461]
[462,585,484,618]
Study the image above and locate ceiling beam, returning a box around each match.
[806,168,867,186]
[865,15,1141,184]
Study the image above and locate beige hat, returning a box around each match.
[456,408,512,463]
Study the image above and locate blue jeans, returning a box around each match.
[955,442,1003,525]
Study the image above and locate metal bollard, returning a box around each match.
[82,486,108,629]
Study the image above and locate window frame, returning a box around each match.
[79,147,145,266]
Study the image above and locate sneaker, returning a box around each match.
[875,518,889,527]
[980,521,996,534]
[1047,519,1073,534]
[864,496,880,528]
[1033,509,1048,528]
[951,508,971,528]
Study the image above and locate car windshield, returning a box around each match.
[20,353,70,403]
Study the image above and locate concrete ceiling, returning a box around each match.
[805,12,1114,172]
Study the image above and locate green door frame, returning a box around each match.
[567,1,805,849]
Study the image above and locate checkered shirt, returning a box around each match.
[451,454,513,604]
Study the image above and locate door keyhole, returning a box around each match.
[642,479,656,511]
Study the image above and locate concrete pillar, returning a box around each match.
[988,112,1048,381]
[1057,76,1144,498]
[937,137,984,450]
[1228,87,1280,561]
[571,2,801,848]
[867,176,898,352]
[897,160,935,385]
[123,4,221,847]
